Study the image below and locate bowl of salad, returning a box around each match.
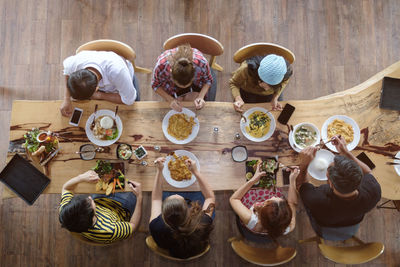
[291,122,320,150]
[116,143,133,160]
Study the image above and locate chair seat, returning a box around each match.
[230,237,296,266]
[318,242,384,265]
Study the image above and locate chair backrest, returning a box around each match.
[163,33,224,71]
[319,223,360,241]
[76,39,136,61]
[318,236,384,264]
[229,236,296,266]
[233,42,295,64]
[145,236,210,261]
[75,39,152,74]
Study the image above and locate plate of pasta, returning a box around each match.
[321,115,360,152]
[162,150,200,188]
[240,107,276,142]
[162,108,200,144]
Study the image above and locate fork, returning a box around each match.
[90,104,98,129]
[386,162,400,166]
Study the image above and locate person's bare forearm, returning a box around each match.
[155,87,175,102]
[62,174,84,193]
[193,171,214,202]
[130,193,142,232]
[64,76,71,101]
[151,170,163,201]
[198,84,210,100]
[230,179,257,201]
[94,92,124,104]
[288,181,298,206]
[296,165,309,191]
[343,151,372,174]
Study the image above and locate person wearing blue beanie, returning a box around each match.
[230,54,293,112]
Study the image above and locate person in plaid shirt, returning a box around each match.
[152,44,215,112]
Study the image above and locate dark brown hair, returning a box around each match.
[257,199,292,240]
[170,44,195,86]
[162,198,213,258]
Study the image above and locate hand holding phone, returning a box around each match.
[277,103,296,125]
[69,108,83,126]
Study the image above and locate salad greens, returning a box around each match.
[23,128,40,153]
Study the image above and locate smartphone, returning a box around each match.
[174,87,193,98]
[277,103,296,125]
[356,152,376,170]
[69,108,83,126]
[282,168,291,185]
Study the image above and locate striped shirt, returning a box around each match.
[59,191,133,243]
[151,48,213,95]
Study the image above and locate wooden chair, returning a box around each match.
[233,42,295,64]
[299,236,384,265]
[76,39,152,74]
[163,33,224,72]
[228,236,297,266]
[145,236,210,261]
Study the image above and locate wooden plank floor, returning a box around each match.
[0,0,399,266]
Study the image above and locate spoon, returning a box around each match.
[114,106,119,118]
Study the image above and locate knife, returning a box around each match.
[40,148,60,166]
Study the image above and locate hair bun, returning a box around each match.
[178,58,191,66]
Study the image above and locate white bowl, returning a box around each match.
[307,149,335,181]
[291,122,321,149]
[240,107,276,142]
[85,109,123,147]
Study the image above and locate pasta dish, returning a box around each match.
[167,113,196,140]
[168,153,192,181]
[92,115,119,140]
[245,111,271,138]
[327,119,354,143]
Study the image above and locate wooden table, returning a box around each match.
[4,61,400,199]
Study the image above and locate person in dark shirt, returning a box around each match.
[296,135,381,233]
[149,157,215,259]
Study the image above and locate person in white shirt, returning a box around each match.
[60,51,139,117]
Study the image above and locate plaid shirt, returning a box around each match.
[151,48,213,95]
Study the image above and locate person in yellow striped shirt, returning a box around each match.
[59,170,142,243]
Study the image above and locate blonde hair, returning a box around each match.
[171,44,195,86]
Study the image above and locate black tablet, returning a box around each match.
[380,77,400,111]
[0,154,50,205]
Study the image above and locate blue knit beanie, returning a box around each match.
[257,54,287,85]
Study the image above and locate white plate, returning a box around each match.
[162,150,200,188]
[240,107,276,142]
[307,149,335,181]
[162,108,200,144]
[321,115,360,152]
[85,109,123,147]
[288,131,301,153]
[394,151,400,176]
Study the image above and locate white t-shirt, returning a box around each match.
[63,51,137,105]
